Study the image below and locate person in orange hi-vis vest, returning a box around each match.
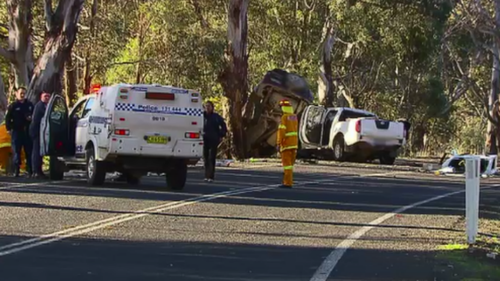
[277,99,298,188]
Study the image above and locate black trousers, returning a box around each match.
[11,131,32,174]
[203,142,218,179]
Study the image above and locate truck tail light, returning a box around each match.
[355,120,361,133]
[185,132,200,139]
[115,129,130,136]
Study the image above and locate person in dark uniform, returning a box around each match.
[5,87,34,177]
[29,92,51,179]
[203,101,227,182]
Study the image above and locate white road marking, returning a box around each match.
[0,185,276,256]
[0,171,402,257]
[227,194,464,212]
[0,181,70,191]
[144,172,283,181]
[210,172,281,179]
[222,164,282,169]
[17,183,203,196]
[309,184,500,281]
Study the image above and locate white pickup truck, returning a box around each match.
[298,106,407,164]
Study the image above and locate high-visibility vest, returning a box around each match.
[277,106,298,152]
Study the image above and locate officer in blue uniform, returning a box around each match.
[203,101,227,182]
[5,87,34,177]
[30,92,51,179]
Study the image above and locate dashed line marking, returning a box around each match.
[0,171,403,257]
[309,184,500,281]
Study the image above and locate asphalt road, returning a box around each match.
[0,163,499,281]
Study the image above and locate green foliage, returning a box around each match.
[0,0,493,156]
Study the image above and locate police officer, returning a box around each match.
[276,100,298,188]
[5,87,34,177]
[30,92,51,179]
[203,101,227,182]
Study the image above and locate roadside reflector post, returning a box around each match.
[465,155,481,245]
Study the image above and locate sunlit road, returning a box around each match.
[0,163,499,281]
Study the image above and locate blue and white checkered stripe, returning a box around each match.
[115,103,203,116]
[186,108,203,116]
[115,103,134,111]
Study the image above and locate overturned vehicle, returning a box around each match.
[436,152,498,177]
[242,69,314,157]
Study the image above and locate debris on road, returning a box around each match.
[195,159,234,167]
[434,153,498,177]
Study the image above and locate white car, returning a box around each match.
[40,83,204,189]
[299,106,406,164]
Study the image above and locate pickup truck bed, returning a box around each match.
[299,106,406,164]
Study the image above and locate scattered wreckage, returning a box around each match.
[435,151,498,177]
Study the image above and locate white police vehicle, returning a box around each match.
[40,83,204,190]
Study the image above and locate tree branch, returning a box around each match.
[77,23,90,30]
[188,0,210,29]
[44,0,53,31]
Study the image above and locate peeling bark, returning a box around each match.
[3,0,34,89]
[486,0,500,155]
[83,0,98,95]
[317,16,336,107]
[27,0,85,103]
[218,0,249,160]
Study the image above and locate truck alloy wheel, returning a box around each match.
[333,137,345,161]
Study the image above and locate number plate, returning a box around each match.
[146,135,168,144]
[151,116,167,121]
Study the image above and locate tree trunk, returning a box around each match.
[487,52,499,154]
[0,73,8,123]
[26,0,85,103]
[487,0,500,155]
[218,0,250,160]
[65,56,78,107]
[317,17,335,107]
[83,0,98,95]
[1,0,35,89]
[83,58,92,95]
[410,123,425,155]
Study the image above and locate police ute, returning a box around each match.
[40,83,204,190]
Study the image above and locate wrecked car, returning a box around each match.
[437,153,498,177]
[243,69,314,157]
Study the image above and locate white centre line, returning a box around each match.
[0,171,404,257]
[309,183,500,281]
[0,180,71,191]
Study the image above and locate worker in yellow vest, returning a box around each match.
[277,99,298,188]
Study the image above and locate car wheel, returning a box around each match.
[86,146,106,186]
[333,136,346,161]
[166,160,187,190]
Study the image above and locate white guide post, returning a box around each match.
[465,155,481,244]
